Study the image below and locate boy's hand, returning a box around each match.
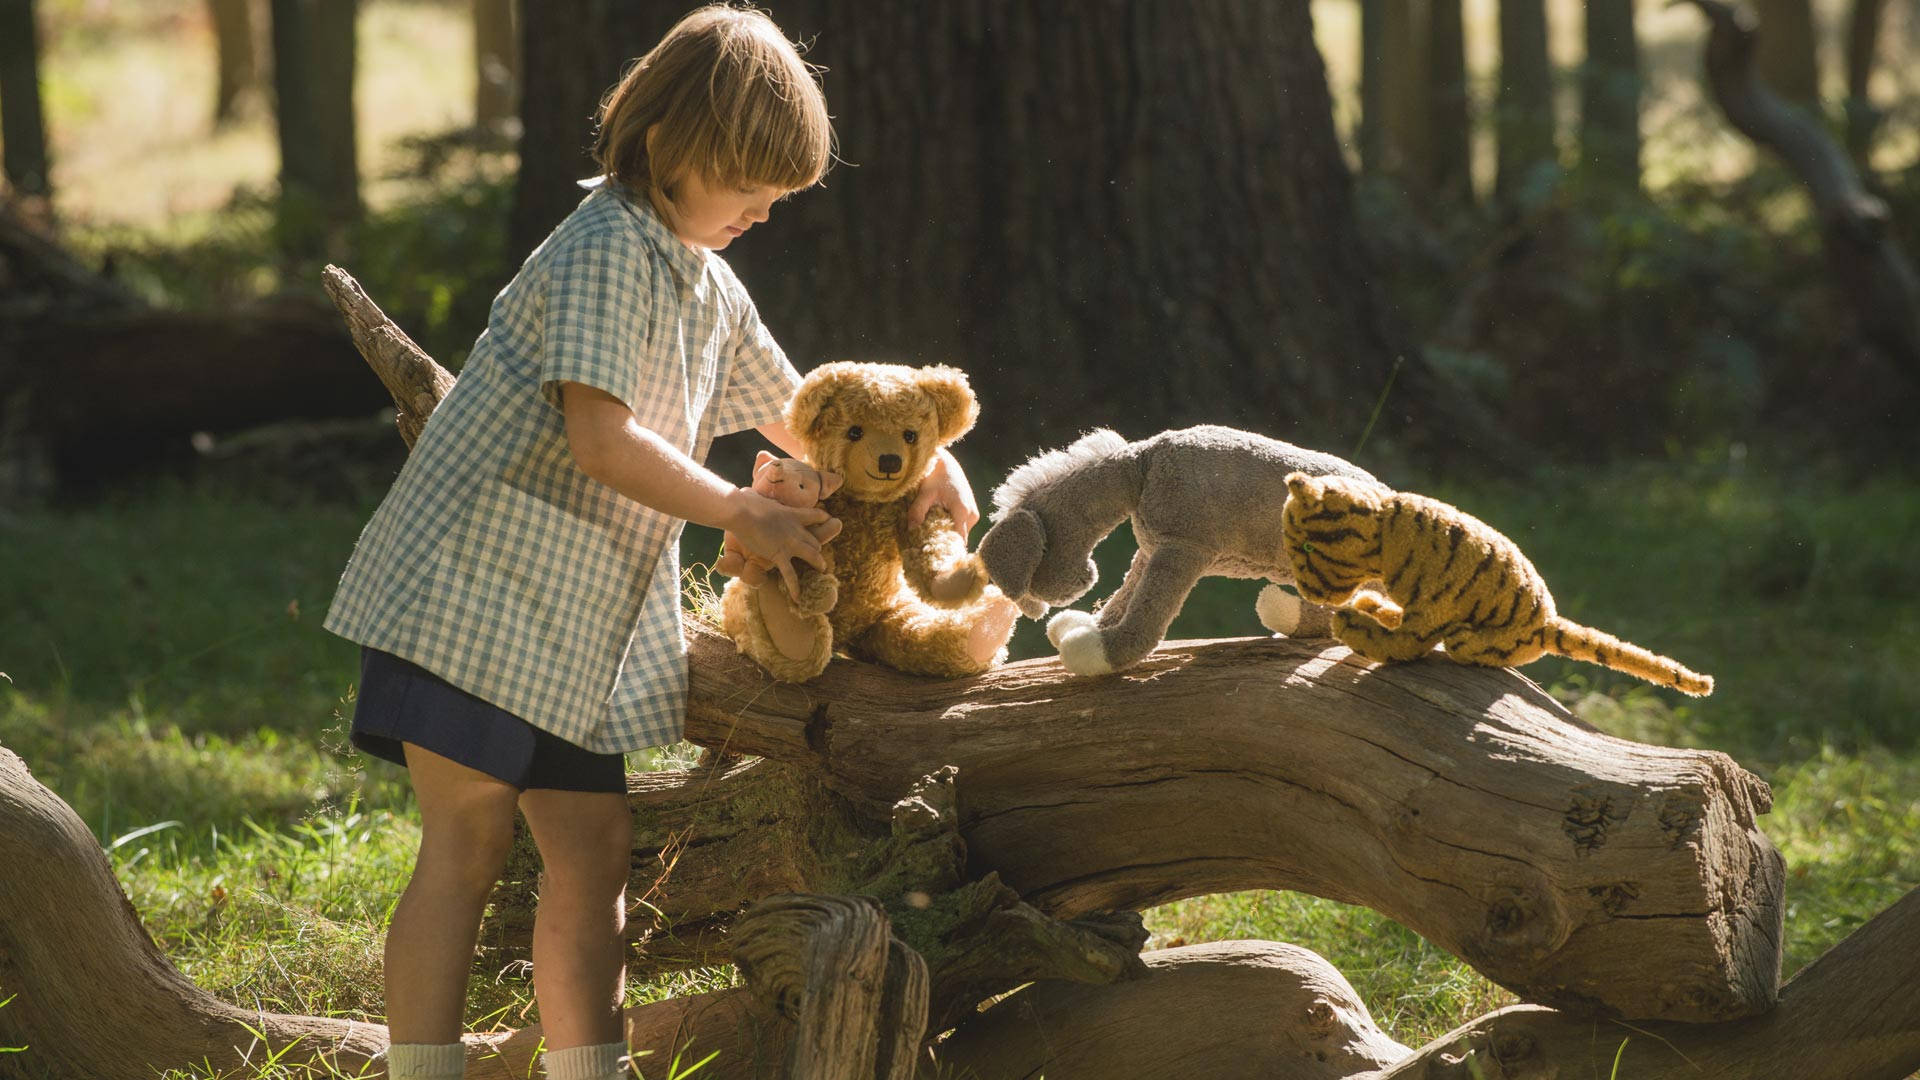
[909,448,980,537]
[726,488,838,601]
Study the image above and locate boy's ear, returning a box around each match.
[786,362,865,442]
[817,469,844,498]
[916,365,979,445]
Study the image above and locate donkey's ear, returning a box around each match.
[916,365,979,445]
[978,507,1044,602]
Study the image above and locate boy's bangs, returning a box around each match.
[720,106,830,192]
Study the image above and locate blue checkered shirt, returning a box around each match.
[324,179,800,753]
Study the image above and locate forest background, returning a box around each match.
[0,0,1916,1074]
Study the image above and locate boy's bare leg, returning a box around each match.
[387,744,522,1044]
[517,787,634,1051]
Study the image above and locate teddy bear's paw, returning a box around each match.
[1055,624,1114,676]
[929,558,987,605]
[1046,608,1097,648]
[791,572,839,617]
[1256,584,1303,636]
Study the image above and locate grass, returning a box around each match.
[2,455,1916,1071]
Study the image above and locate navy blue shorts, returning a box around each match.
[350,648,627,794]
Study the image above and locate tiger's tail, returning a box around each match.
[1544,617,1715,697]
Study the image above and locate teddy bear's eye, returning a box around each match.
[903,430,918,445]
[847,426,864,441]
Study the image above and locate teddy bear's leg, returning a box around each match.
[721,577,833,683]
[1054,542,1211,676]
[1331,609,1440,664]
[854,593,1012,678]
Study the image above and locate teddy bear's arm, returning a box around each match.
[899,507,986,605]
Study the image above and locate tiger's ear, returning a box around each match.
[916,365,979,445]
[786,362,866,442]
[1285,472,1321,502]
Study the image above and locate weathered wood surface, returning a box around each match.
[320,263,457,447]
[732,894,927,1080]
[931,939,1411,1080]
[681,622,1784,1023]
[1352,885,1920,1080]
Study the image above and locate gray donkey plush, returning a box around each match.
[977,425,1380,674]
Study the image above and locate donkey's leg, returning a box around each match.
[1055,542,1211,675]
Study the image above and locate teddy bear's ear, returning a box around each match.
[817,469,844,499]
[916,365,980,445]
[786,362,866,441]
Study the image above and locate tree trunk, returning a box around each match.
[1684,0,1920,384]
[1358,0,1387,174]
[1581,0,1643,192]
[511,3,1427,457]
[1844,0,1888,163]
[0,0,52,199]
[209,0,260,128]
[472,0,518,136]
[1754,0,1821,109]
[1496,0,1556,201]
[269,0,360,257]
[1427,0,1474,202]
[1379,0,1431,186]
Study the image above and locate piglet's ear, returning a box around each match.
[753,450,779,474]
[786,362,864,441]
[817,470,844,499]
[917,365,980,445]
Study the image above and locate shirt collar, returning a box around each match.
[577,175,709,287]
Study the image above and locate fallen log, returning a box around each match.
[678,626,1784,1023]
[1350,885,1920,1080]
[931,939,1412,1080]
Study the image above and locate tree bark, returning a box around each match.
[1378,0,1431,185]
[511,3,1431,456]
[1358,0,1387,175]
[1496,0,1556,201]
[0,0,52,199]
[1754,0,1821,109]
[932,940,1412,1080]
[1427,0,1474,202]
[209,0,260,128]
[472,0,518,136]
[1581,0,1643,192]
[1685,0,1920,383]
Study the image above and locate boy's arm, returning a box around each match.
[910,449,979,537]
[565,383,828,599]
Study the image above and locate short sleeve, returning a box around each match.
[537,232,655,412]
[711,293,803,435]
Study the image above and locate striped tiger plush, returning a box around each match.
[1280,472,1714,696]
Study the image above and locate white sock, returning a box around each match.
[543,1041,631,1080]
[386,1041,465,1079]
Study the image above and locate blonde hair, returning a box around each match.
[595,5,833,207]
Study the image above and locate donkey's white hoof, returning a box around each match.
[1046,608,1096,648]
[1256,584,1303,636]
[1056,625,1113,676]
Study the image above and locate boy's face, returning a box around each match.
[661,171,786,250]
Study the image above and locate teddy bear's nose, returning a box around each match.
[877,454,903,475]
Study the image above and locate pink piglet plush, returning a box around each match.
[716,451,844,587]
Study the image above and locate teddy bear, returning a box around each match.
[713,451,844,588]
[720,361,1019,683]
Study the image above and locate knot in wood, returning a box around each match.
[732,893,892,1022]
